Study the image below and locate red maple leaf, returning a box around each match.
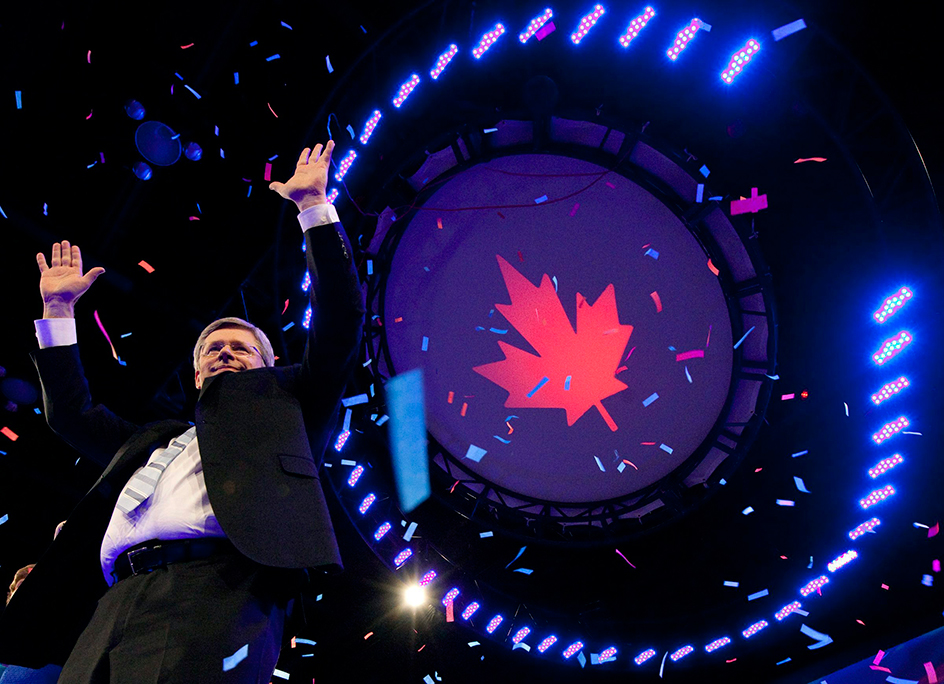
[473,255,633,431]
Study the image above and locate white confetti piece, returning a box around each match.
[479,531,493,538]
[794,476,810,493]
[696,184,704,202]
[223,644,249,671]
[772,18,806,41]
[777,499,795,506]
[747,588,769,601]
[742,506,754,515]
[465,444,487,462]
[272,668,290,679]
[340,459,357,466]
[404,521,418,541]
[594,455,605,472]
[617,462,626,473]
[724,581,739,587]
[342,394,369,406]
[800,623,833,649]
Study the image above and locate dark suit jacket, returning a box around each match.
[0,218,365,668]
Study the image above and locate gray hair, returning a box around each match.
[193,317,275,370]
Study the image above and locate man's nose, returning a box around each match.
[218,347,235,360]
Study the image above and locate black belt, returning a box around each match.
[112,538,236,582]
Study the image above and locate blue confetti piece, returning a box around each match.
[34,408,41,414]
[266,54,280,61]
[15,90,22,109]
[886,678,919,684]
[421,336,429,351]
[644,248,659,259]
[184,84,201,99]
[0,514,8,525]
[699,165,710,177]
[724,581,739,587]
[488,309,495,317]
[267,155,278,161]
[794,476,810,493]
[281,20,293,29]
[223,644,249,672]
[326,55,334,73]
[668,346,676,351]
[367,260,373,275]
[642,392,659,407]
[341,394,369,407]
[685,366,692,383]
[475,326,485,331]
[493,435,511,444]
[747,588,769,601]
[505,545,527,568]
[249,41,258,46]
[513,568,533,575]
[527,376,550,398]
[346,124,355,138]
[86,161,97,169]
[483,128,498,134]
[708,195,723,201]
[282,322,294,331]
[792,450,809,458]
[659,443,673,454]
[564,375,571,390]
[776,658,791,665]
[742,506,754,515]
[578,651,587,668]
[771,18,806,41]
[504,415,519,422]
[777,499,795,506]
[117,357,127,367]
[386,368,430,513]
[733,326,755,349]
[0,205,7,219]
[552,276,558,292]
[489,328,508,334]
[294,638,316,646]
[465,444,487,462]
[234,72,239,84]
[696,184,704,202]
[594,455,605,472]
[534,194,548,204]
[479,531,493,538]
[174,72,183,81]
[43,203,48,215]
[246,185,252,197]
[361,25,367,33]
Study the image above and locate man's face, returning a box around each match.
[195,327,266,389]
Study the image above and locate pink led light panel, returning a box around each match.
[667,21,700,60]
[635,648,657,665]
[670,645,694,661]
[800,575,829,597]
[827,550,858,572]
[705,637,730,652]
[301,271,311,292]
[486,615,503,633]
[775,601,802,621]
[358,493,376,514]
[869,454,903,479]
[511,627,531,644]
[346,463,363,485]
[742,620,768,638]
[874,287,913,323]
[619,7,655,47]
[520,9,553,43]
[373,522,391,540]
[441,587,459,606]
[461,602,480,620]
[599,646,617,662]
[325,188,339,204]
[392,74,420,108]
[571,5,605,44]
[419,570,437,586]
[359,110,382,144]
[871,377,909,405]
[537,636,558,653]
[872,331,913,365]
[859,485,895,509]
[430,44,459,79]
[302,304,312,329]
[393,549,412,568]
[849,517,881,540]
[473,24,505,59]
[562,641,584,659]
[721,39,760,83]
[872,416,909,444]
[334,149,357,181]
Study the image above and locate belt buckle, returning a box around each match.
[127,545,159,576]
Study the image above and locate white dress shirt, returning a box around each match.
[34,202,339,585]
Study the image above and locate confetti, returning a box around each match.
[460,402,468,417]
[493,435,510,444]
[483,128,498,134]
[617,462,626,473]
[479,531,493,538]
[792,450,809,458]
[527,376,550,398]
[772,19,807,41]
[421,336,429,351]
[733,326,755,349]
[465,444,487,462]
[184,84,201,99]
[138,260,155,273]
[844,402,849,416]
[650,291,663,312]
[222,644,249,671]
[730,188,768,215]
[341,394,368,406]
[699,165,710,177]
[364,632,374,639]
[0,514,8,525]
[685,366,692,383]
[386,368,431,513]
[570,203,579,216]
[437,218,443,229]
[645,248,659,260]
[505,546,527,569]
[747,589,769,601]
[446,599,454,622]
[934,559,941,572]
[594,455,605,472]
[742,506,754,515]
[403,521,418,541]
[930,522,940,538]
[15,90,22,109]
[564,375,571,390]
[782,393,795,400]
[676,350,704,362]
[326,55,334,73]
[659,443,673,454]
[534,194,548,204]
[800,624,833,649]
[605,181,615,188]
[93,310,126,366]
[925,662,938,684]
[707,259,720,276]
[281,20,293,29]
[886,678,919,684]
[281,322,294,331]
[267,102,278,118]
[642,392,659,407]
[535,21,556,40]
[724,581,739,587]
[488,328,507,334]
[447,391,454,404]
[696,184,704,202]
[514,568,533,575]
[794,156,827,163]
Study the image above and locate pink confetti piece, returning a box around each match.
[188,216,200,221]
[925,662,938,684]
[518,250,524,262]
[615,549,636,568]
[85,110,93,120]
[707,259,720,276]
[676,350,704,362]
[930,522,940,538]
[624,346,636,361]
[446,600,454,622]
[570,202,579,216]
[264,162,272,181]
[1,426,18,441]
[437,218,443,229]
[616,365,628,373]
[933,559,941,572]
[869,665,892,673]
[181,43,194,49]
[535,21,556,40]
[282,299,290,315]
[93,310,125,365]
[650,291,662,312]
[605,181,615,188]
[137,260,155,273]
[881,583,889,590]
[730,187,768,215]
[86,50,91,63]
[267,102,279,118]
[794,157,827,163]
[621,459,638,470]
[100,152,105,164]
[782,393,795,400]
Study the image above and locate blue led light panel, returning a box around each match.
[869,454,903,479]
[667,20,701,60]
[326,188,339,204]
[392,74,420,108]
[872,331,913,365]
[874,286,913,323]
[571,4,605,44]
[670,645,694,661]
[599,646,617,662]
[461,602,480,620]
[827,550,858,572]
[721,39,760,83]
[619,6,655,48]
[742,620,768,638]
[871,377,910,405]
[849,517,881,540]
[859,485,895,509]
[334,149,357,181]
[374,522,392,540]
[430,44,459,79]
[537,635,558,653]
[472,24,505,59]
[393,548,413,568]
[346,463,363,485]
[520,9,553,43]
[872,416,909,444]
[800,575,829,597]
[635,648,657,665]
[359,110,382,144]
[562,641,584,659]
[486,615,503,634]
[441,587,459,606]
[419,570,437,586]
[358,493,376,514]
[775,601,802,621]
[511,627,531,644]
[705,637,730,653]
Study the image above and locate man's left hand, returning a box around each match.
[269,140,335,212]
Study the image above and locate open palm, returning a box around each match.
[268,141,335,209]
[37,241,104,310]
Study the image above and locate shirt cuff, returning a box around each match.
[35,318,78,348]
[297,203,340,232]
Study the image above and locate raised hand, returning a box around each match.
[36,240,105,318]
[268,140,335,211]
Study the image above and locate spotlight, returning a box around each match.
[404,584,427,608]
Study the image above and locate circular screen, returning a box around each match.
[383,154,733,503]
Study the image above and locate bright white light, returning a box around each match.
[404,584,427,607]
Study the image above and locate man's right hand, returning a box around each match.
[36,240,105,319]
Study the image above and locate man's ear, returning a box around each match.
[194,369,202,390]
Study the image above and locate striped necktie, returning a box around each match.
[115,426,197,515]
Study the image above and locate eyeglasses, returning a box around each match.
[201,341,260,359]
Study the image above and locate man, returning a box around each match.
[0,140,365,682]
